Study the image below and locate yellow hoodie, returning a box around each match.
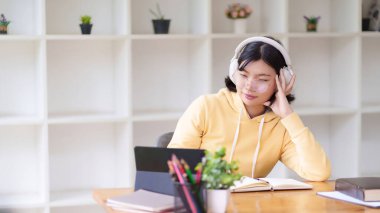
[168,88,331,181]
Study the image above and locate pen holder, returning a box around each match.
[173,182,206,213]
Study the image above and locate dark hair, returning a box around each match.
[225,36,295,104]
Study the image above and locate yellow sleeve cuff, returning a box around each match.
[281,112,306,138]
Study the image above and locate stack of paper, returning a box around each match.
[107,189,175,212]
[317,191,380,208]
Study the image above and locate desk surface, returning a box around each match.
[93,181,379,212]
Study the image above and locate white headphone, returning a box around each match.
[229,36,294,85]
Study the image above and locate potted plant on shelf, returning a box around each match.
[196,147,241,213]
[303,15,321,32]
[0,14,11,34]
[80,15,93,34]
[149,3,170,34]
[225,3,252,34]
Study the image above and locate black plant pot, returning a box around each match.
[152,19,170,34]
[80,24,93,34]
[362,18,370,31]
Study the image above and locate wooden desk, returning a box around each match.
[93,181,379,212]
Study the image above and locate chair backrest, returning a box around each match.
[156,132,174,148]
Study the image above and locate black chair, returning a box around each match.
[156,132,174,148]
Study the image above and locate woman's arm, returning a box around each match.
[280,112,331,181]
[167,96,207,149]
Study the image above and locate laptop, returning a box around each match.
[134,146,205,195]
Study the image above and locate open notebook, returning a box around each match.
[231,177,313,192]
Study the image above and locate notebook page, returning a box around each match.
[259,178,313,190]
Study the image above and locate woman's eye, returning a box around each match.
[240,73,247,78]
[259,79,269,82]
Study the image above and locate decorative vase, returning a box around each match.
[233,19,247,34]
[207,189,230,213]
[0,25,8,34]
[152,19,171,34]
[306,22,317,32]
[80,24,93,34]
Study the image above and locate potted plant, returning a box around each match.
[0,14,11,34]
[225,3,252,34]
[80,15,93,34]
[303,15,321,32]
[149,3,170,34]
[196,147,241,213]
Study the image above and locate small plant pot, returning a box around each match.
[152,19,170,34]
[207,189,230,213]
[306,22,317,32]
[80,24,93,34]
[362,18,370,31]
[0,25,8,34]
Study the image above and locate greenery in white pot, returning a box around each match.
[197,147,241,189]
[196,147,241,212]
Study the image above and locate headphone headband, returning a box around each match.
[229,36,294,85]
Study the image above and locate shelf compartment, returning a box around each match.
[133,120,178,147]
[46,0,127,35]
[131,0,208,34]
[49,122,132,203]
[0,125,45,207]
[211,0,287,34]
[0,41,43,119]
[289,0,359,33]
[300,114,360,179]
[360,114,380,176]
[362,37,380,106]
[0,0,42,35]
[289,37,360,109]
[131,39,209,114]
[47,40,129,117]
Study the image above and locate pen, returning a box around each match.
[181,159,196,185]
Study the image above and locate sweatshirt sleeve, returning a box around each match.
[280,112,331,181]
[167,96,206,149]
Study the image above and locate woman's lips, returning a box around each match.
[244,93,257,100]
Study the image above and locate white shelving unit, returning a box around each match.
[1,0,379,212]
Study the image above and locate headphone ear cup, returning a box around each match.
[282,67,293,86]
[229,59,238,84]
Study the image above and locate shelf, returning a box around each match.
[0,35,42,41]
[133,111,182,122]
[0,194,45,209]
[361,32,380,37]
[49,190,96,207]
[45,35,126,41]
[131,34,207,40]
[362,104,380,114]
[210,33,287,39]
[48,113,128,124]
[287,32,357,38]
[0,115,43,126]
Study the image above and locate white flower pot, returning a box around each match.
[233,19,247,34]
[207,189,230,213]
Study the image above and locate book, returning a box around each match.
[335,177,380,202]
[317,191,380,208]
[230,177,312,192]
[106,189,174,212]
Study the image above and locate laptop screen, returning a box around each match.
[134,146,205,195]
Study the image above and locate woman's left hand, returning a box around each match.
[264,69,296,118]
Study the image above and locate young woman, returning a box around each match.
[168,36,331,181]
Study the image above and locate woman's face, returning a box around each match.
[234,59,277,107]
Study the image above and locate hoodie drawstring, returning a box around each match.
[229,108,266,178]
